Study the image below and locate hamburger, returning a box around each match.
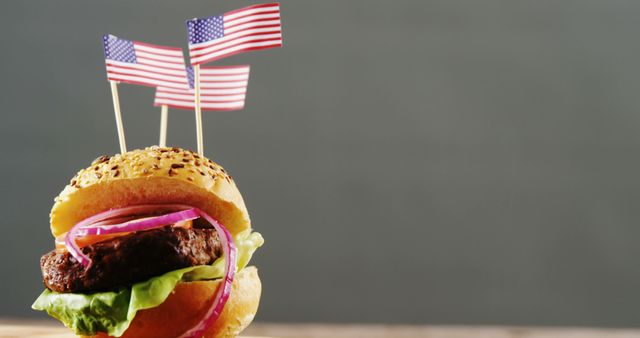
[33,147,264,338]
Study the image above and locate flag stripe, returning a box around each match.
[155,96,246,104]
[134,41,183,52]
[156,97,246,105]
[106,61,188,77]
[192,73,250,81]
[156,92,245,99]
[134,58,186,71]
[108,76,188,90]
[190,32,282,58]
[191,39,282,65]
[135,51,185,64]
[225,3,279,20]
[162,89,247,95]
[225,13,281,29]
[156,93,246,101]
[225,19,281,35]
[198,74,249,81]
[160,88,247,95]
[154,101,245,111]
[156,100,245,106]
[201,82,249,88]
[199,65,250,72]
[106,66,189,84]
[227,20,282,36]
[200,69,249,75]
[134,47,183,58]
[225,11,280,29]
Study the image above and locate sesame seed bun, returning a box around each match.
[50,147,251,238]
[83,266,262,338]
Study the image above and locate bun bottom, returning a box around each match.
[85,266,261,338]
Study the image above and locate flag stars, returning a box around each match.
[187,16,225,44]
[104,35,136,63]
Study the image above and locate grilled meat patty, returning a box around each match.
[41,226,222,293]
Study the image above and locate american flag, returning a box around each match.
[154,65,250,111]
[103,35,190,90]
[186,3,282,65]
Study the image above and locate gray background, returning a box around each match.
[1,0,640,327]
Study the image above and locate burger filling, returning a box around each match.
[41,223,222,293]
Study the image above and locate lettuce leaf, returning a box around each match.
[32,231,263,337]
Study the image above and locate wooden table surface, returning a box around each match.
[2,320,640,338]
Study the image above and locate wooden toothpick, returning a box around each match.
[159,104,168,147]
[109,81,127,154]
[193,65,204,156]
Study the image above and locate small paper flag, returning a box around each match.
[186,3,282,65]
[103,34,190,90]
[154,65,250,111]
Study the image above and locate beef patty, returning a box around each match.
[41,226,222,293]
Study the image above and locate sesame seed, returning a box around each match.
[92,155,110,165]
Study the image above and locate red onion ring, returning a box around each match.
[71,204,191,228]
[64,205,197,267]
[74,209,199,237]
[178,210,237,338]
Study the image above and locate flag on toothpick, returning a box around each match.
[186,3,282,65]
[102,35,190,90]
[185,3,283,156]
[154,66,250,111]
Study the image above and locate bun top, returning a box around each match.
[50,147,250,238]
